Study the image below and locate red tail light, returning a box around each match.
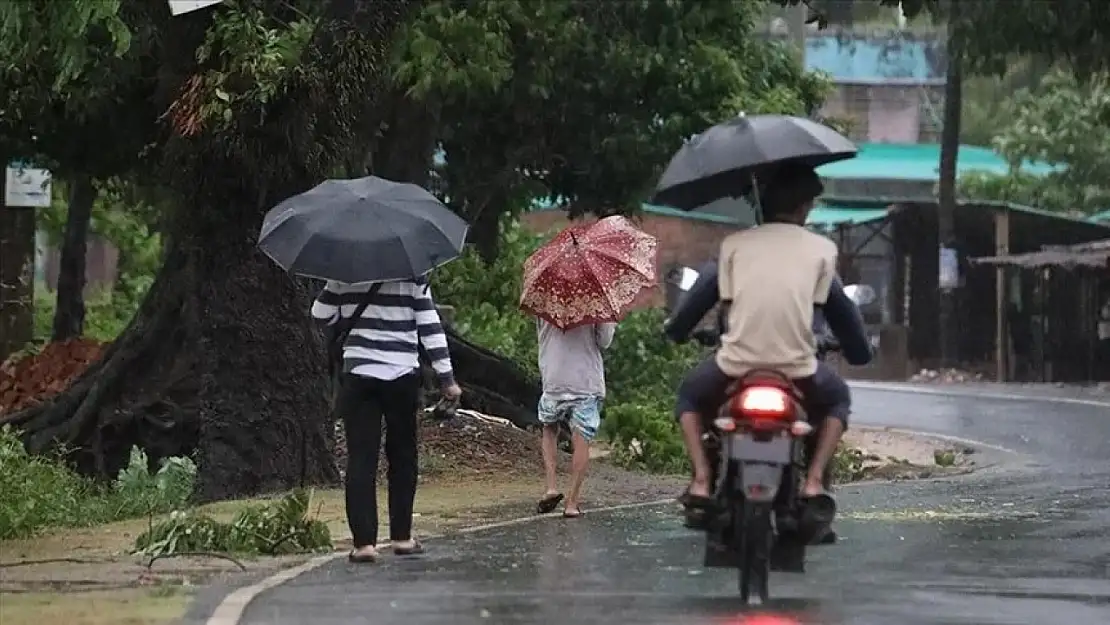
[734,386,791,419]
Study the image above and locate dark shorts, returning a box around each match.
[674,356,852,427]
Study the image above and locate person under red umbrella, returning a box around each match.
[521,215,657,517]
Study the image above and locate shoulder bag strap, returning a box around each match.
[333,282,383,345]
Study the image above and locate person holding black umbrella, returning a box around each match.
[258,175,470,563]
[313,276,461,562]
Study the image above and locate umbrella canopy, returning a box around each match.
[650,115,858,211]
[258,176,468,283]
[520,216,658,330]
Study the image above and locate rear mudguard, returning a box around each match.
[704,438,808,570]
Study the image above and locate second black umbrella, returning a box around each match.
[651,114,857,211]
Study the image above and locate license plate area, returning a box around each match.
[728,433,792,463]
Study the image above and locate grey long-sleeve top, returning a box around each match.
[536,320,616,398]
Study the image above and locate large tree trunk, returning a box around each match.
[3,0,423,502]
[52,175,97,342]
[4,193,339,501]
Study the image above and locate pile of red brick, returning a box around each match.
[0,339,105,416]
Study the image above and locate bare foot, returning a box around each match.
[687,478,711,499]
[802,479,826,497]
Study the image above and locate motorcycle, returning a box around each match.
[664,264,876,604]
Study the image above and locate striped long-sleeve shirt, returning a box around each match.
[311,278,455,385]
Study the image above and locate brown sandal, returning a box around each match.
[537,493,564,514]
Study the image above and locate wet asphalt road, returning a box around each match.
[236,388,1110,625]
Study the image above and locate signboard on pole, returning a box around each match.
[4,162,52,208]
[168,0,224,16]
[938,245,960,290]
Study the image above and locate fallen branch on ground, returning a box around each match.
[145,551,246,571]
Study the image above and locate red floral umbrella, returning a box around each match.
[520,215,658,330]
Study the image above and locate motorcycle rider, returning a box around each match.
[663,163,873,519]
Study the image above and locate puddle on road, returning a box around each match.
[843,508,1042,522]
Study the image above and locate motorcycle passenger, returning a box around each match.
[666,163,873,514]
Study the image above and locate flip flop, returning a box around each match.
[679,492,713,510]
[563,507,583,519]
[537,493,564,514]
[392,541,425,556]
[348,549,378,563]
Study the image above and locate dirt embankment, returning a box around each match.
[0,339,105,416]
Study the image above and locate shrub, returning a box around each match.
[33,284,142,345]
[431,220,545,374]
[0,425,196,540]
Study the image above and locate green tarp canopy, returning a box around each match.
[806,205,888,227]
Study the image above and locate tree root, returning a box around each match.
[0,557,110,568]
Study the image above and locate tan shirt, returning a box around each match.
[716,223,838,379]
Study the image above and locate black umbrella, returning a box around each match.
[650,115,858,211]
[258,176,468,283]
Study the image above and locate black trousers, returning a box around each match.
[337,372,421,548]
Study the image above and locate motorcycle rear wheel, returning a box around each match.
[737,500,773,603]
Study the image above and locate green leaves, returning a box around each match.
[185,5,319,135]
[0,426,195,540]
[392,2,513,98]
[0,0,131,92]
[405,0,832,225]
[960,70,1110,216]
[134,489,332,557]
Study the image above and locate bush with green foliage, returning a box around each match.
[33,285,137,344]
[33,177,163,345]
[0,425,196,539]
[431,219,703,473]
[134,489,331,557]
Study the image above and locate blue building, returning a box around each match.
[801,31,945,144]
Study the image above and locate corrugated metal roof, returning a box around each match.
[971,239,1110,268]
[816,143,1058,181]
[820,195,1110,230]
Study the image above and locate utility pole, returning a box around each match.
[936,3,962,367]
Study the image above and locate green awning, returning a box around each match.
[806,206,889,227]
